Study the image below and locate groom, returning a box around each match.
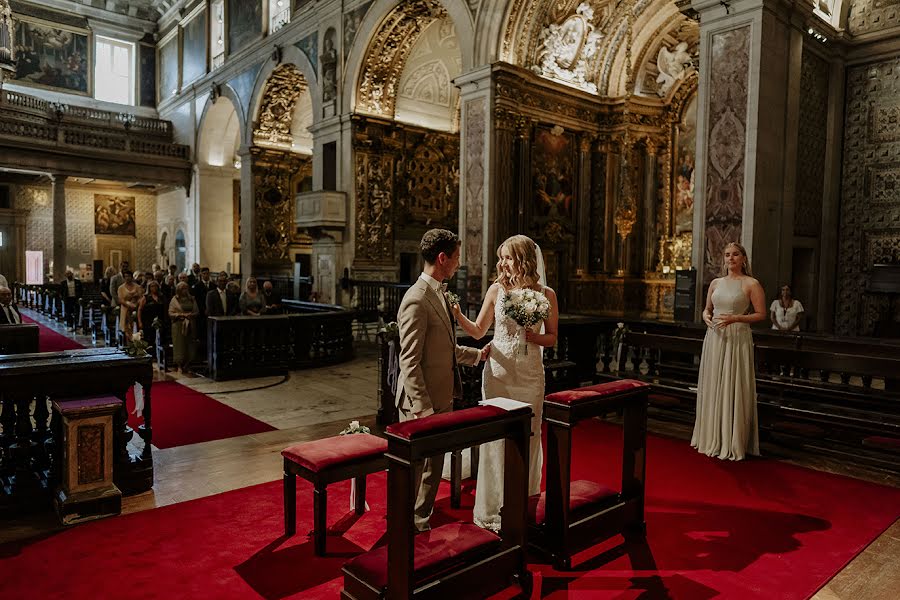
[396,228,488,531]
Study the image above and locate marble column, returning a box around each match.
[237,147,255,278]
[691,0,811,310]
[51,174,67,282]
[456,66,494,300]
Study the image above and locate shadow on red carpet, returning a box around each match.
[1,420,897,599]
[126,381,277,449]
[20,314,85,351]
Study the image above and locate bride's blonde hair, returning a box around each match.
[495,235,540,290]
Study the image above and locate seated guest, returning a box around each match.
[138,280,167,351]
[207,272,239,317]
[770,284,804,331]
[262,281,282,313]
[168,282,198,375]
[0,286,22,325]
[59,269,83,330]
[239,277,265,316]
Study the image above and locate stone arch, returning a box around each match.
[197,82,248,149]
[245,44,320,149]
[197,93,241,167]
[342,0,475,115]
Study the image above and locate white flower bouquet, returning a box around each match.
[340,420,371,435]
[502,288,550,355]
[124,330,151,357]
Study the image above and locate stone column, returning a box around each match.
[691,0,811,309]
[575,134,593,275]
[52,174,67,282]
[237,147,255,278]
[642,140,658,273]
[456,66,494,300]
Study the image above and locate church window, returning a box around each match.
[211,0,225,70]
[269,0,290,34]
[94,36,134,105]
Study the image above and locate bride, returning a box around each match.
[452,235,559,532]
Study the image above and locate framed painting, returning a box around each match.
[227,0,262,57]
[181,6,207,86]
[157,28,179,104]
[95,194,136,237]
[673,94,697,234]
[532,126,576,221]
[139,42,156,107]
[12,15,90,95]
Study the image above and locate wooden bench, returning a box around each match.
[281,433,388,556]
[0,323,39,354]
[341,403,532,600]
[598,330,900,472]
[535,380,650,570]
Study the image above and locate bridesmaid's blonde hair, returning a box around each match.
[722,242,752,276]
[495,235,540,290]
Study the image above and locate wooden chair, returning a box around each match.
[341,403,533,600]
[534,379,650,570]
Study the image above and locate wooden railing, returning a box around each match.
[342,279,412,323]
[207,303,355,380]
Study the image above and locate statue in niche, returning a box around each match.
[531,2,602,94]
[321,28,337,102]
[656,42,693,97]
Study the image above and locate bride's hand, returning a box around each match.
[479,343,491,362]
[451,302,462,320]
[525,329,539,344]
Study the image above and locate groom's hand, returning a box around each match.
[480,343,491,362]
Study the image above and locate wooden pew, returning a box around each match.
[597,330,900,472]
[0,324,39,354]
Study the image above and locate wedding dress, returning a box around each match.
[473,287,545,532]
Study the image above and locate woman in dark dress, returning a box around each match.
[138,280,166,352]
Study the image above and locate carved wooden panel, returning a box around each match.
[354,151,395,264]
[837,56,900,335]
[251,148,310,263]
[795,49,829,238]
[703,27,750,285]
[76,423,104,485]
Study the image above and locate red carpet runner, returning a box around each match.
[126,381,277,449]
[20,314,85,351]
[1,421,897,599]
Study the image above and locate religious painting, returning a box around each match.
[157,30,179,103]
[343,1,371,59]
[181,7,207,86]
[227,0,262,57]
[533,126,576,221]
[12,16,89,95]
[139,43,156,107]
[94,194,136,237]
[673,94,697,234]
[321,28,338,102]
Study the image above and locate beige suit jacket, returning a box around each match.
[395,278,481,415]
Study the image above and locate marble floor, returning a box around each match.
[4,312,899,599]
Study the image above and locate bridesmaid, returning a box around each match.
[692,242,766,460]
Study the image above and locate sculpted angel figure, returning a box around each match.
[656,42,693,96]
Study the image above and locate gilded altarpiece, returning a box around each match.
[250,148,311,266]
[837,55,900,336]
[352,116,459,268]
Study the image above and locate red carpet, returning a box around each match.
[1,420,897,599]
[20,314,85,351]
[126,381,277,449]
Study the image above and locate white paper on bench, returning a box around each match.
[480,397,530,412]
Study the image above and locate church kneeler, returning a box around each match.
[341,403,533,600]
[282,433,388,556]
[533,379,650,570]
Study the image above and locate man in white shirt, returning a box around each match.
[0,286,22,325]
[60,269,83,330]
[206,272,236,316]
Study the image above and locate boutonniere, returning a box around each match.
[444,291,460,307]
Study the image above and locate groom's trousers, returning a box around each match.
[399,405,443,532]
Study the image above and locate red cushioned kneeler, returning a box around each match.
[341,405,533,600]
[536,379,650,570]
[282,433,388,556]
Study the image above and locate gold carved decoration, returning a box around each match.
[251,147,310,262]
[253,64,308,148]
[356,0,446,118]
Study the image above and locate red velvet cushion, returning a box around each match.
[545,379,649,405]
[281,433,387,473]
[343,523,500,590]
[528,480,620,525]
[386,405,520,440]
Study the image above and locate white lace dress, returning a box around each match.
[473,287,545,532]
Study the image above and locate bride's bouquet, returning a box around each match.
[502,288,551,355]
